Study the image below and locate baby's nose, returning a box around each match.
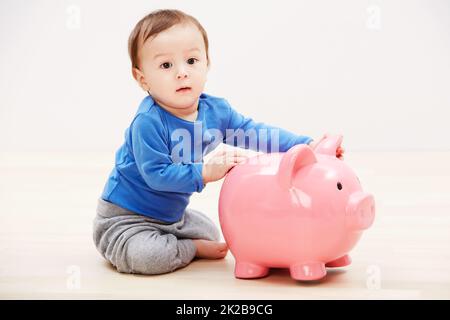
[176,69,188,79]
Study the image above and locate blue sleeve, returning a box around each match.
[222,99,313,152]
[131,114,204,193]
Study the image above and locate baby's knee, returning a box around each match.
[186,209,221,242]
[120,234,192,275]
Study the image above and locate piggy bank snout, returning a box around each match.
[346,192,375,230]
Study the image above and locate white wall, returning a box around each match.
[1,0,449,152]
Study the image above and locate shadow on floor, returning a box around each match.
[101,258,348,286]
[242,268,349,286]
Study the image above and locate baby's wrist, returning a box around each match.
[201,165,210,185]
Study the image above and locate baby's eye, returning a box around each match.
[187,58,198,65]
[160,62,172,69]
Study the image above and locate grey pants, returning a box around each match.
[93,198,221,275]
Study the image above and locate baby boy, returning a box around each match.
[93,9,343,275]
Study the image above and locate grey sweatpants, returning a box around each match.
[93,198,221,275]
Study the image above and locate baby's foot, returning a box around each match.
[193,239,228,259]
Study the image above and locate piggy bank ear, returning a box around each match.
[313,134,343,156]
[278,144,317,189]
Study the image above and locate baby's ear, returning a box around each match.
[132,67,150,92]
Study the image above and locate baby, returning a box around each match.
[93,9,344,275]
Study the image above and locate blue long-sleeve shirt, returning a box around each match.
[101,93,312,223]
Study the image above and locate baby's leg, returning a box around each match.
[166,208,221,241]
[152,208,228,259]
[184,209,228,259]
[93,199,197,275]
[117,229,197,274]
[93,200,227,275]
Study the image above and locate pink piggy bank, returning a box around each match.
[218,135,375,281]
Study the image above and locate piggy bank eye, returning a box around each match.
[337,182,343,190]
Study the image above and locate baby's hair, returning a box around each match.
[128,9,210,70]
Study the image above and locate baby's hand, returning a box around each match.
[202,149,249,184]
[308,135,345,160]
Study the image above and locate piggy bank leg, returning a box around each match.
[289,262,326,281]
[235,261,269,279]
[325,254,352,268]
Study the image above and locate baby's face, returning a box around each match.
[135,22,209,111]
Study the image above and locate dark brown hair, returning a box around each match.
[128,9,210,70]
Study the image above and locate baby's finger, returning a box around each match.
[225,163,238,173]
[224,156,240,165]
[210,156,225,165]
[213,149,227,157]
[223,155,246,166]
[234,156,248,163]
[225,160,239,170]
[225,149,249,158]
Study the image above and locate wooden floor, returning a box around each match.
[0,151,449,299]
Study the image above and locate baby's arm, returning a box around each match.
[131,114,204,193]
[223,100,313,153]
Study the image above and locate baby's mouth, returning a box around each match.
[176,87,192,93]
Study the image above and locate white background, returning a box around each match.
[1,0,449,152]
